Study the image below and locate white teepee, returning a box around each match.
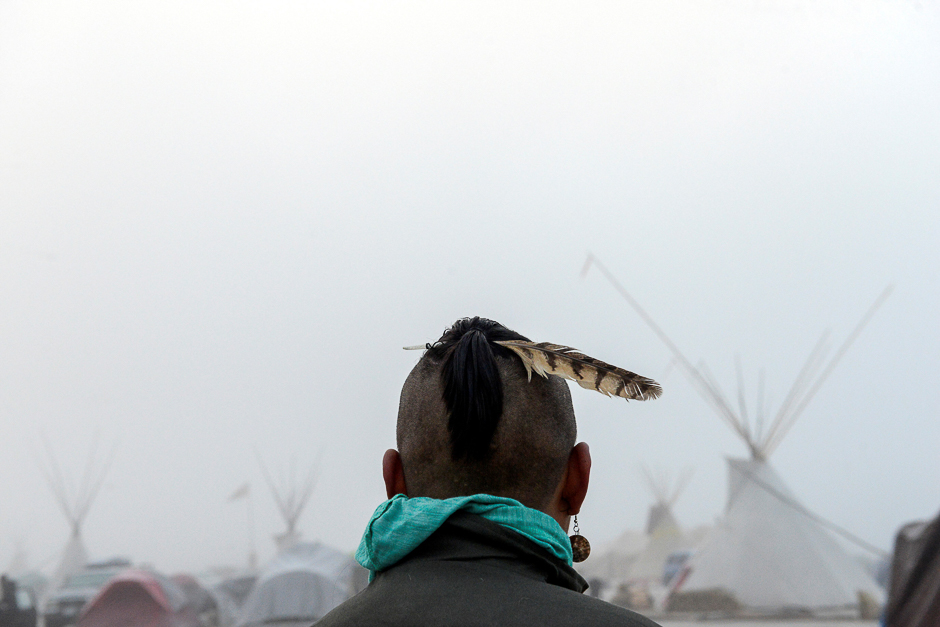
[256,454,318,553]
[38,436,114,603]
[668,296,890,614]
[627,467,693,583]
[584,256,890,614]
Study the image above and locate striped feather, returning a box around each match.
[494,340,662,402]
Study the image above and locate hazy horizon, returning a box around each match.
[1,0,938,575]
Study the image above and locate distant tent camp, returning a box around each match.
[234,543,366,627]
[212,574,256,617]
[584,256,889,615]
[78,569,201,627]
[6,543,48,601]
[577,469,708,603]
[37,437,114,606]
[575,529,647,597]
[237,454,367,626]
[170,574,217,625]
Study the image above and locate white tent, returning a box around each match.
[235,542,366,627]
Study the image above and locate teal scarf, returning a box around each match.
[356,493,573,578]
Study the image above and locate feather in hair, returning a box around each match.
[494,340,662,402]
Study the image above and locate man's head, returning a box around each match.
[383,317,591,527]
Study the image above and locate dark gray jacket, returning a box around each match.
[317,511,660,626]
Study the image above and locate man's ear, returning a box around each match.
[383,449,408,499]
[560,442,591,516]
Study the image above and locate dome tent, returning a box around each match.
[78,569,201,627]
[235,542,365,627]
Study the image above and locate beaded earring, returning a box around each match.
[569,515,591,563]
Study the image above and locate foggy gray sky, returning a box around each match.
[1,1,938,574]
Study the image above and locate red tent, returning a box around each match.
[78,569,201,627]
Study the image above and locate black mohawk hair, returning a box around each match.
[425,317,530,461]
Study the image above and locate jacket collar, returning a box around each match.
[394,510,588,594]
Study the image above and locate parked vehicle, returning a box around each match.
[1,574,37,627]
[43,559,130,627]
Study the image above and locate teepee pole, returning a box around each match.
[585,254,759,446]
[38,434,76,527]
[755,369,766,447]
[255,450,291,525]
[698,361,749,442]
[762,330,830,453]
[735,354,752,443]
[764,285,893,457]
[670,467,693,506]
[639,465,663,503]
[74,436,118,524]
[583,255,737,421]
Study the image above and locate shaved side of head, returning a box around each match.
[396,318,577,510]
